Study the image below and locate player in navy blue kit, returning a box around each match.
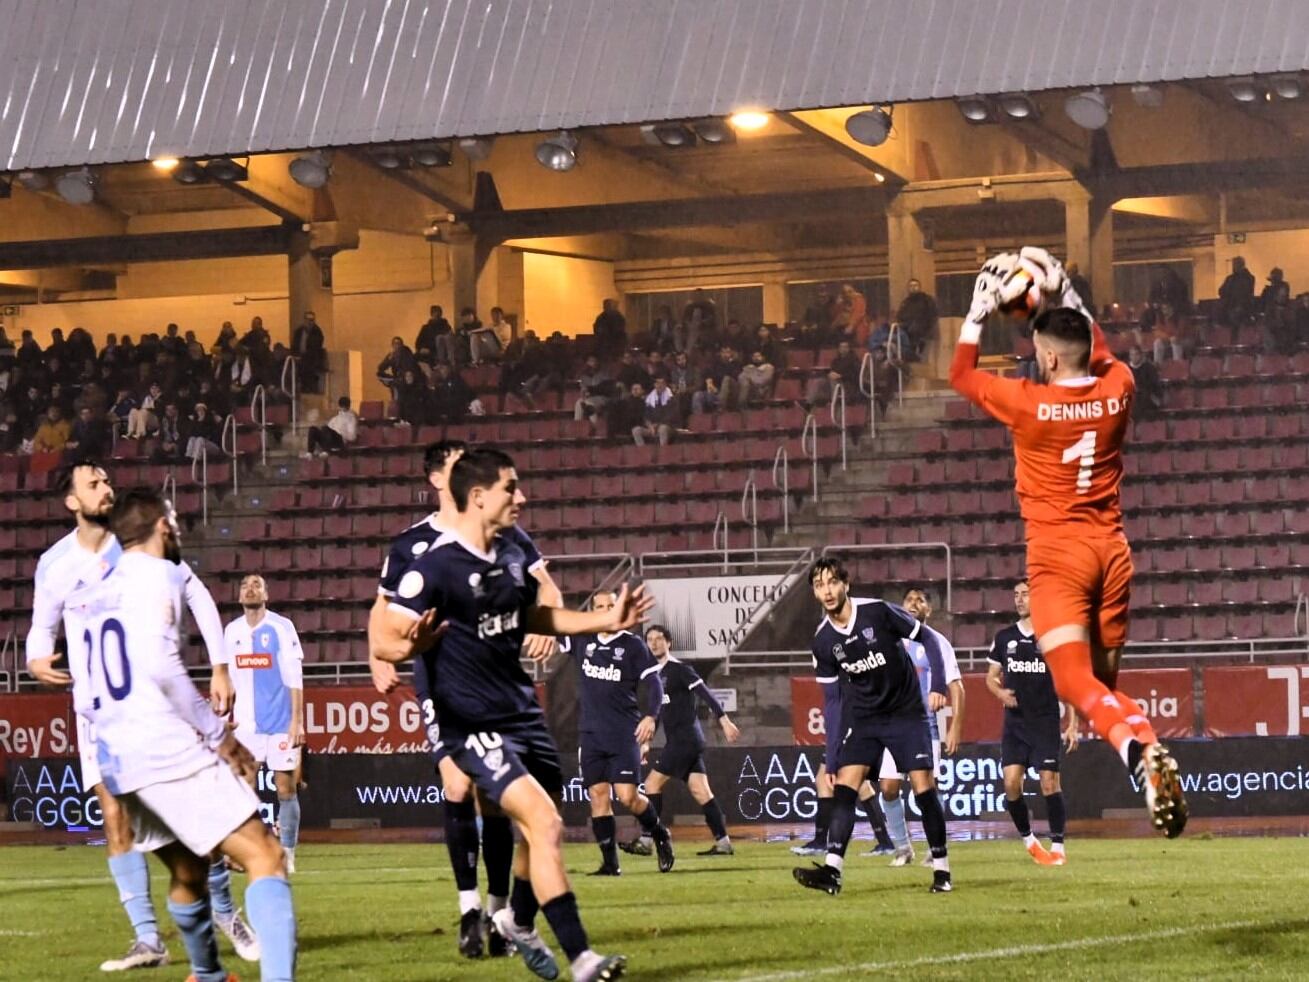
[987,580,1079,866]
[378,448,650,982]
[562,596,675,876]
[367,440,564,961]
[793,557,956,895]
[629,624,740,857]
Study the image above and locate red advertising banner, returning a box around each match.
[1203,665,1309,737]
[791,668,1194,745]
[0,693,77,768]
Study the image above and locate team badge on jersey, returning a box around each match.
[832,643,844,658]
[468,572,484,597]
[862,627,877,644]
[509,562,524,585]
[613,648,624,661]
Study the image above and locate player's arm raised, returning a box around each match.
[948,253,1030,425]
[525,581,654,636]
[523,561,563,662]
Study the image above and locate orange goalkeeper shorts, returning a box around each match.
[1026,533,1134,650]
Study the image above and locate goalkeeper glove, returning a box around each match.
[961,252,1018,344]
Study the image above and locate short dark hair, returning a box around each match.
[110,488,166,549]
[423,439,468,476]
[56,459,108,497]
[449,448,516,510]
[905,586,933,606]
[337,396,351,409]
[646,623,672,645]
[809,556,849,585]
[1032,307,1092,367]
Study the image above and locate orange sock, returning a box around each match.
[1045,640,1138,761]
[1113,690,1158,745]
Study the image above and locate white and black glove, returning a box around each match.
[1014,246,1089,318]
[961,251,1019,344]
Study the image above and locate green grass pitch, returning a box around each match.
[3,837,1308,980]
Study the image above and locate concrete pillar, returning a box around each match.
[448,239,479,320]
[1064,191,1114,314]
[288,240,335,349]
[479,246,526,335]
[762,278,788,326]
[887,208,936,314]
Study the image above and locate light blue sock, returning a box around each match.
[208,857,235,918]
[245,876,297,982]
[278,796,301,851]
[107,852,160,948]
[165,898,225,982]
[882,794,910,849]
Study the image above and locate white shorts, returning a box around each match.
[125,761,261,857]
[878,739,942,781]
[77,715,101,793]
[236,730,300,772]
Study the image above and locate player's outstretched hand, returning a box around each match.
[966,252,1018,326]
[635,715,656,745]
[28,656,72,688]
[1064,721,1080,753]
[210,665,235,715]
[523,633,559,662]
[409,609,449,653]
[607,582,656,632]
[218,728,260,787]
[370,654,399,694]
[998,687,1018,710]
[944,726,961,757]
[289,718,305,748]
[928,691,948,712]
[721,717,741,744]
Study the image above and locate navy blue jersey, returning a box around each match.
[564,631,661,739]
[379,514,543,598]
[389,530,541,731]
[988,623,1060,721]
[658,658,724,746]
[812,598,929,723]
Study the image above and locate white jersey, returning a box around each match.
[27,530,228,716]
[77,552,227,795]
[906,623,962,741]
[224,610,303,736]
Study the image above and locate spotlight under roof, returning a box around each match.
[691,119,735,144]
[1131,83,1164,108]
[54,167,96,205]
[171,160,206,185]
[411,143,453,167]
[204,157,248,182]
[1226,76,1260,103]
[1271,73,1303,100]
[956,96,992,123]
[648,122,697,147]
[1064,89,1111,130]
[998,93,1038,119]
[534,131,579,172]
[844,107,892,147]
[15,171,47,190]
[728,110,770,131]
[289,151,332,189]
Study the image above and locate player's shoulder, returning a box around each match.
[992,623,1019,646]
[389,514,442,554]
[499,523,536,550]
[34,529,84,582]
[264,609,297,631]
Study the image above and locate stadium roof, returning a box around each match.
[4,0,1309,171]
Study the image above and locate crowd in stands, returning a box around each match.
[0,314,318,463]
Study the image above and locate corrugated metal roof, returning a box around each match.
[4,0,1309,171]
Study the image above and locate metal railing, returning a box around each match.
[771,445,790,533]
[711,511,729,571]
[250,384,268,466]
[821,541,954,614]
[830,382,847,471]
[523,552,634,680]
[1295,593,1307,639]
[161,470,176,508]
[220,414,239,495]
[740,473,759,560]
[2,628,15,693]
[726,546,817,668]
[887,322,906,409]
[800,413,819,501]
[191,444,210,525]
[281,356,299,437]
[858,351,878,440]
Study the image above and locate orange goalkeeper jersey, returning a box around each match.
[949,323,1134,540]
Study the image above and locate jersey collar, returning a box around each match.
[1054,376,1096,387]
[1016,620,1034,638]
[597,629,629,644]
[438,529,497,563]
[425,512,452,533]
[823,597,870,636]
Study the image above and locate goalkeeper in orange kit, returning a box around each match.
[949,247,1186,838]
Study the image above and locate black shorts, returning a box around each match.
[579,734,642,786]
[441,718,563,804]
[837,715,935,774]
[1002,718,1062,772]
[652,741,706,782]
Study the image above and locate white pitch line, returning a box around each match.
[733,918,1266,982]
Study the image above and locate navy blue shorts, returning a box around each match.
[837,715,935,774]
[652,741,706,782]
[1002,718,1062,772]
[411,666,448,765]
[579,735,643,786]
[441,718,563,804]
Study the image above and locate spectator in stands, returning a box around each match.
[126,381,162,438]
[212,321,237,356]
[836,283,870,347]
[650,304,677,353]
[721,319,750,354]
[692,344,742,415]
[540,331,573,399]
[291,310,326,393]
[16,383,43,435]
[1217,256,1255,327]
[376,336,417,393]
[240,316,271,354]
[497,331,546,412]
[183,402,223,462]
[790,313,829,352]
[66,404,112,459]
[415,305,453,365]
[45,328,67,361]
[0,327,12,355]
[607,381,647,441]
[616,348,652,392]
[805,339,861,408]
[682,290,718,340]
[1139,303,1190,363]
[754,324,783,369]
[1127,346,1163,418]
[195,377,229,420]
[895,278,938,361]
[462,307,500,365]
[593,298,627,356]
[1294,293,1309,347]
[0,402,20,453]
[220,346,254,397]
[304,396,358,458]
[574,354,615,422]
[155,402,183,461]
[394,367,429,426]
[489,307,513,352]
[109,387,137,436]
[1261,268,1296,354]
[1067,262,1094,313]
[667,349,695,423]
[1260,266,1291,313]
[737,348,776,406]
[1149,267,1191,315]
[430,361,474,423]
[633,375,679,447]
[32,405,71,455]
[16,330,41,368]
[161,322,186,358]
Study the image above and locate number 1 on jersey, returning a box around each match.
[1062,430,1097,495]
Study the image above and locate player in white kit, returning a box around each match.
[24,461,256,971]
[77,487,297,982]
[225,574,306,872]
